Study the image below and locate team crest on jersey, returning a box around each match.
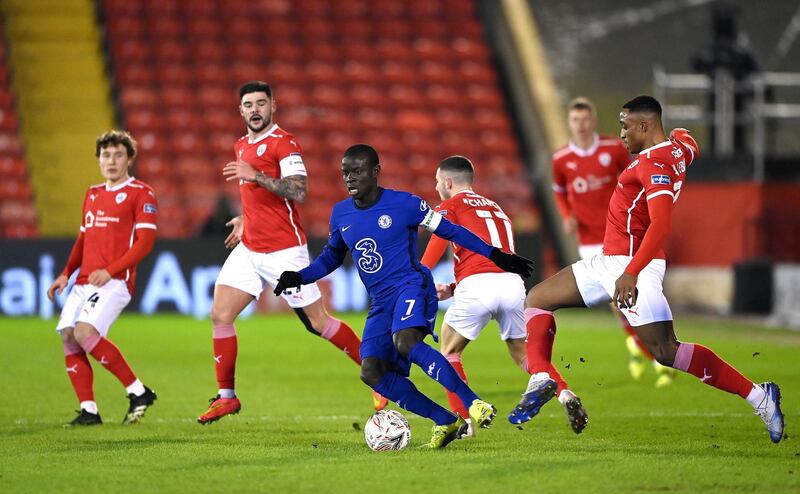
[115,192,127,204]
[256,144,267,156]
[378,214,392,229]
[672,147,684,159]
[598,152,611,167]
[651,174,671,185]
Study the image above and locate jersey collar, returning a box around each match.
[639,139,671,158]
[106,176,134,192]
[248,123,279,144]
[452,189,474,198]
[568,134,599,157]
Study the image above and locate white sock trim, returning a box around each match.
[80,401,98,415]
[746,384,766,408]
[218,388,236,399]
[558,389,576,405]
[125,379,145,397]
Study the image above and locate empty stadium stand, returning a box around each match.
[0,17,36,238]
[101,0,538,239]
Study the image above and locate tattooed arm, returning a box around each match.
[253,172,307,203]
[223,160,308,203]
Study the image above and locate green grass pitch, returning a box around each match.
[1,310,798,493]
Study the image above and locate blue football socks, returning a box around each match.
[408,341,479,408]
[374,371,457,426]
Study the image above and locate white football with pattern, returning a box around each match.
[364,410,411,451]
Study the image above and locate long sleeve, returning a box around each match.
[105,229,157,276]
[431,216,494,259]
[62,231,85,277]
[420,235,449,269]
[624,195,672,276]
[299,229,348,284]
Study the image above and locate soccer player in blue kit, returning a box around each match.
[275,144,534,448]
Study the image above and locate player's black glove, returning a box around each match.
[274,271,303,296]
[488,248,534,278]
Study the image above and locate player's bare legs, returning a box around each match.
[611,302,675,386]
[198,284,253,424]
[295,298,387,410]
[511,266,589,431]
[631,319,784,443]
[66,322,155,425]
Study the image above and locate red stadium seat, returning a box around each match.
[151,40,189,64]
[0,155,26,177]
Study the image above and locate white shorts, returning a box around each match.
[56,279,131,336]
[215,243,322,308]
[571,254,672,326]
[578,243,603,260]
[443,272,526,341]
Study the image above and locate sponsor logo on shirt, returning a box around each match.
[378,215,392,229]
[144,203,158,214]
[115,192,127,204]
[651,174,671,185]
[256,144,267,156]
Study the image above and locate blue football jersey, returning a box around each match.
[299,188,494,301]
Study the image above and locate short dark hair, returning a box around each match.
[438,155,474,183]
[96,130,137,160]
[622,95,662,116]
[343,144,380,167]
[568,96,596,115]
[239,80,272,100]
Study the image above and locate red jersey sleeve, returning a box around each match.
[62,189,92,276]
[105,187,158,276]
[624,160,676,275]
[420,203,453,268]
[551,159,571,218]
[274,135,307,178]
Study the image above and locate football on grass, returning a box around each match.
[364,410,411,451]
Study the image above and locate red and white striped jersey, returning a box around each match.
[603,140,688,258]
[434,190,514,283]
[234,123,308,253]
[77,177,158,294]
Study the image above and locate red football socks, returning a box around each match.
[524,308,569,393]
[444,354,470,419]
[64,341,94,402]
[320,317,362,365]
[213,323,238,391]
[673,342,753,398]
[80,333,137,388]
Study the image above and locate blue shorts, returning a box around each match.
[359,282,439,376]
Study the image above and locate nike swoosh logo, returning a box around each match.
[342,225,351,231]
[400,314,414,321]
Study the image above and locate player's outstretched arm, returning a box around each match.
[424,212,533,278]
